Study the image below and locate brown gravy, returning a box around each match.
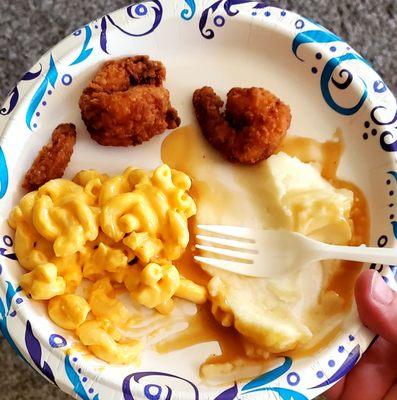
[156,304,246,364]
[174,219,211,287]
[280,132,370,313]
[159,125,370,369]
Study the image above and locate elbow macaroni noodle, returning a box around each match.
[32,180,100,257]
[20,262,66,300]
[48,294,90,330]
[124,262,180,313]
[100,165,196,261]
[76,319,143,364]
[9,165,207,364]
[89,278,131,325]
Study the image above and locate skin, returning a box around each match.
[325,269,397,400]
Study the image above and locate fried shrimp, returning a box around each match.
[79,55,180,147]
[193,87,291,164]
[22,123,77,191]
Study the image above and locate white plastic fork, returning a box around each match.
[194,225,397,278]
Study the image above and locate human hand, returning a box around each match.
[325,269,397,400]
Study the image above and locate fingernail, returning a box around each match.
[371,273,394,305]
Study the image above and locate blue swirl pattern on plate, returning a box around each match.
[25,320,57,384]
[374,80,388,93]
[100,1,163,54]
[0,65,42,116]
[0,87,20,117]
[320,53,369,116]
[25,54,58,130]
[181,0,196,20]
[388,169,397,240]
[370,106,397,152]
[241,357,308,399]
[389,171,397,182]
[310,345,361,389]
[213,383,238,400]
[292,27,371,116]
[292,30,342,61]
[0,234,17,262]
[70,25,94,66]
[244,387,308,399]
[123,371,199,400]
[0,148,8,199]
[25,320,100,398]
[242,357,292,391]
[65,355,100,400]
[0,281,23,359]
[199,0,268,39]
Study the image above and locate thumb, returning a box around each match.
[355,269,397,345]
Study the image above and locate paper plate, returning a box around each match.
[0,1,396,399]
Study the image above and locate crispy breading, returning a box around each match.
[79,55,180,146]
[193,87,291,164]
[22,123,76,191]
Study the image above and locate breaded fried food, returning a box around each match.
[193,87,291,164]
[79,55,180,146]
[22,123,76,191]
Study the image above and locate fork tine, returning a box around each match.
[194,256,258,277]
[195,244,254,263]
[197,225,255,240]
[196,235,257,251]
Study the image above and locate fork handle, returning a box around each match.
[318,244,397,265]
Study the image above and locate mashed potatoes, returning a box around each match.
[205,152,353,355]
[268,152,353,244]
[162,126,357,358]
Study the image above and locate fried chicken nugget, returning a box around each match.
[22,123,77,191]
[79,55,180,146]
[193,87,291,164]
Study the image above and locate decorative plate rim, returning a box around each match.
[0,1,396,399]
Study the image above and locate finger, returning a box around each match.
[355,269,397,345]
[324,378,345,400]
[384,384,397,400]
[339,338,397,400]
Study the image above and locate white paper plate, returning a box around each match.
[0,1,396,399]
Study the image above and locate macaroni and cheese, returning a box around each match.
[48,294,90,330]
[9,165,205,364]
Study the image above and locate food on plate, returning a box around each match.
[192,87,291,164]
[76,319,143,364]
[206,152,354,354]
[8,71,369,376]
[79,55,180,146]
[22,123,77,191]
[48,294,90,330]
[161,125,369,368]
[8,164,203,364]
[9,123,370,370]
